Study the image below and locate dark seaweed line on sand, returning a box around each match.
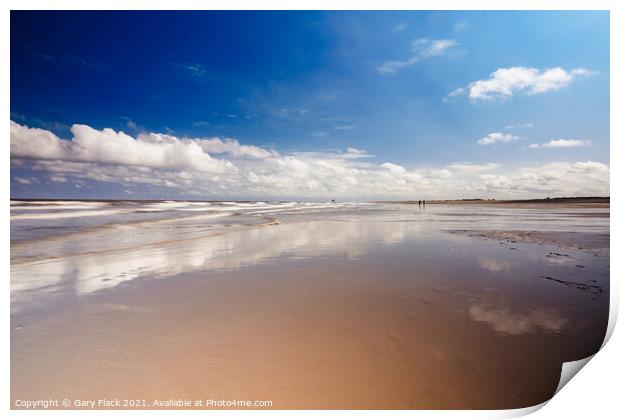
[541,276,604,300]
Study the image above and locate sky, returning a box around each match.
[10,11,610,200]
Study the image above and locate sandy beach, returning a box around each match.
[10,200,609,409]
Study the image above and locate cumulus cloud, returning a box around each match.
[528,139,591,149]
[380,162,406,173]
[378,38,459,74]
[10,121,609,200]
[10,121,237,174]
[448,67,596,101]
[447,162,498,172]
[139,132,274,160]
[477,132,521,145]
[477,161,609,197]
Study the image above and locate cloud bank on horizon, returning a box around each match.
[10,121,610,200]
[10,11,610,200]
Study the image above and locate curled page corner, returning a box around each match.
[504,354,598,418]
[551,307,618,397]
[602,306,618,348]
[547,298,618,403]
[554,355,595,396]
[499,401,548,418]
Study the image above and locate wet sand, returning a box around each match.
[451,230,610,252]
[10,202,609,409]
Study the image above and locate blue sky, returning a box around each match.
[10,11,610,200]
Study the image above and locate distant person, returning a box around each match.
[423,200,426,207]
[418,200,421,207]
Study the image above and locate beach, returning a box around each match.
[10,200,610,409]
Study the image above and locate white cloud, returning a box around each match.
[333,125,356,131]
[448,67,596,101]
[380,162,406,173]
[477,161,609,197]
[122,117,139,130]
[139,132,274,160]
[14,176,33,185]
[505,122,534,130]
[345,147,367,155]
[378,38,459,74]
[528,139,591,149]
[50,175,68,183]
[477,132,521,145]
[10,121,609,200]
[448,162,499,172]
[10,121,237,174]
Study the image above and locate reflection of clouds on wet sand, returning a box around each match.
[477,257,513,272]
[469,300,568,335]
[11,220,420,310]
[380,226,407,245]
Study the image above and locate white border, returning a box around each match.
[4,0,618,10]
[3,1,617,419]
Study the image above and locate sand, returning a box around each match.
[10,201,610,409]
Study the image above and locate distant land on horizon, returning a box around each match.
[378,196,610,205]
